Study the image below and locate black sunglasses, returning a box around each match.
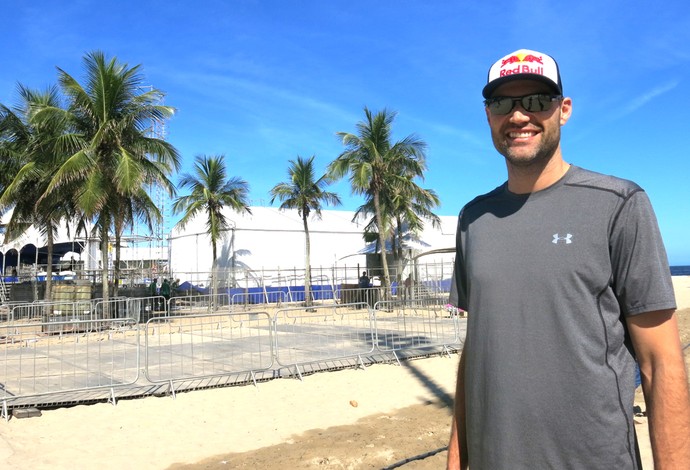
[484,93,562,115]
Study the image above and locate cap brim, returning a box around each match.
[482,74,561,99]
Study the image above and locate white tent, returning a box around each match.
[168,206,457,282]
[1,205,457,281]
[169,206,368,275]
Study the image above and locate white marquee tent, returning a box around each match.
[168,206,457,285]
[1,206,457,284]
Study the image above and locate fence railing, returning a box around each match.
[169,293,231,316]
[10,300,95,323]
[373,299,459,352]
[144,312,275,389]
[1,318,139,409]
[231,290,286,309]
[1,291,462,418]
[274,303,375,373]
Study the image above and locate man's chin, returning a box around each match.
[504,153,541,167]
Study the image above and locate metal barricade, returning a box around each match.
[144,311,274,386]
[231,290,286,310]
[11,301,86,322]
[168,293,231,316]
[0,290,462,413]
[310,284,336,301]
[273,303,375,370]
[337,287,383,308]
[9,302,46,322]
[373,299,461,352]
[125,296,159,323]
[50,299,95,320]
[94,297,132,322]
[1,318,139,411]
[9,300,97,334]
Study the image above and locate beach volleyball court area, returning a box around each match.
[1,289,464,417]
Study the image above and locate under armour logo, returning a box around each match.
[552,233,573,244]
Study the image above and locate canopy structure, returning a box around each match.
[0,208,158,274]
[1,210,88,268]
[0,240,86,273]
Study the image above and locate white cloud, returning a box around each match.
[609,80,679,120]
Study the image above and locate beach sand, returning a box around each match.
[1,277,688,469]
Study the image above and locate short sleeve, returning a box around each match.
[449,210,468,310]
[610,191,676,315]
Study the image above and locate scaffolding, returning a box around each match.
[123,87,171,283]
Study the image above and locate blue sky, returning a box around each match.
[3,1,690,264]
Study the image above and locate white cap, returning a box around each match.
[482,49,562,98]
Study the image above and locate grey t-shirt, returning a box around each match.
[453,166,675,469]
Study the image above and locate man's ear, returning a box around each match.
[560,97,573,126]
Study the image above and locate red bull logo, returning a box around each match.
[501,55,522,66]
[501,53,544,66]
[500,53,544,77]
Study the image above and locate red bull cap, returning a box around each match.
[482,49,562,98]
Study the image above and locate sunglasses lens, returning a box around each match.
[486,94,560,115]
[488,98,514,115]
[522,94,554,113]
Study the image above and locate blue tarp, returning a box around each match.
[172,279,453,304]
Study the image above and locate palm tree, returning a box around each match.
[0,84,77,303]
[173,155,251,306]
[42,51,180,313]
[269,155,341,307]
[355,173,441,278]
[328,107,427,294]
[0,99,29,198]
[109,190,164,297]
[392,186,441,273]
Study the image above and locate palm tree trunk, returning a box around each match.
[113,218,123,298]
[114,237,120,298]
[45,229,54,303]
[396,217,405,284]
[101,221,110,318]
[303,214,312,307]
[43,229,55,321]
[373,191,391,298]
[211,239,218,311]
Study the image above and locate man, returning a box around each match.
[404,274,412,300]
[358,271,370,289]
[149,277,159,312]
[447,49,690,469]
[358,271,371,307]
[161,278,171,312]
[149,277,158,297]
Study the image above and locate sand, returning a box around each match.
[1,276,688,470]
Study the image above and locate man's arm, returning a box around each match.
[447,345,468,470]
[627,309,690,470]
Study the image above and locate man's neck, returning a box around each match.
[506,153,570,194]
